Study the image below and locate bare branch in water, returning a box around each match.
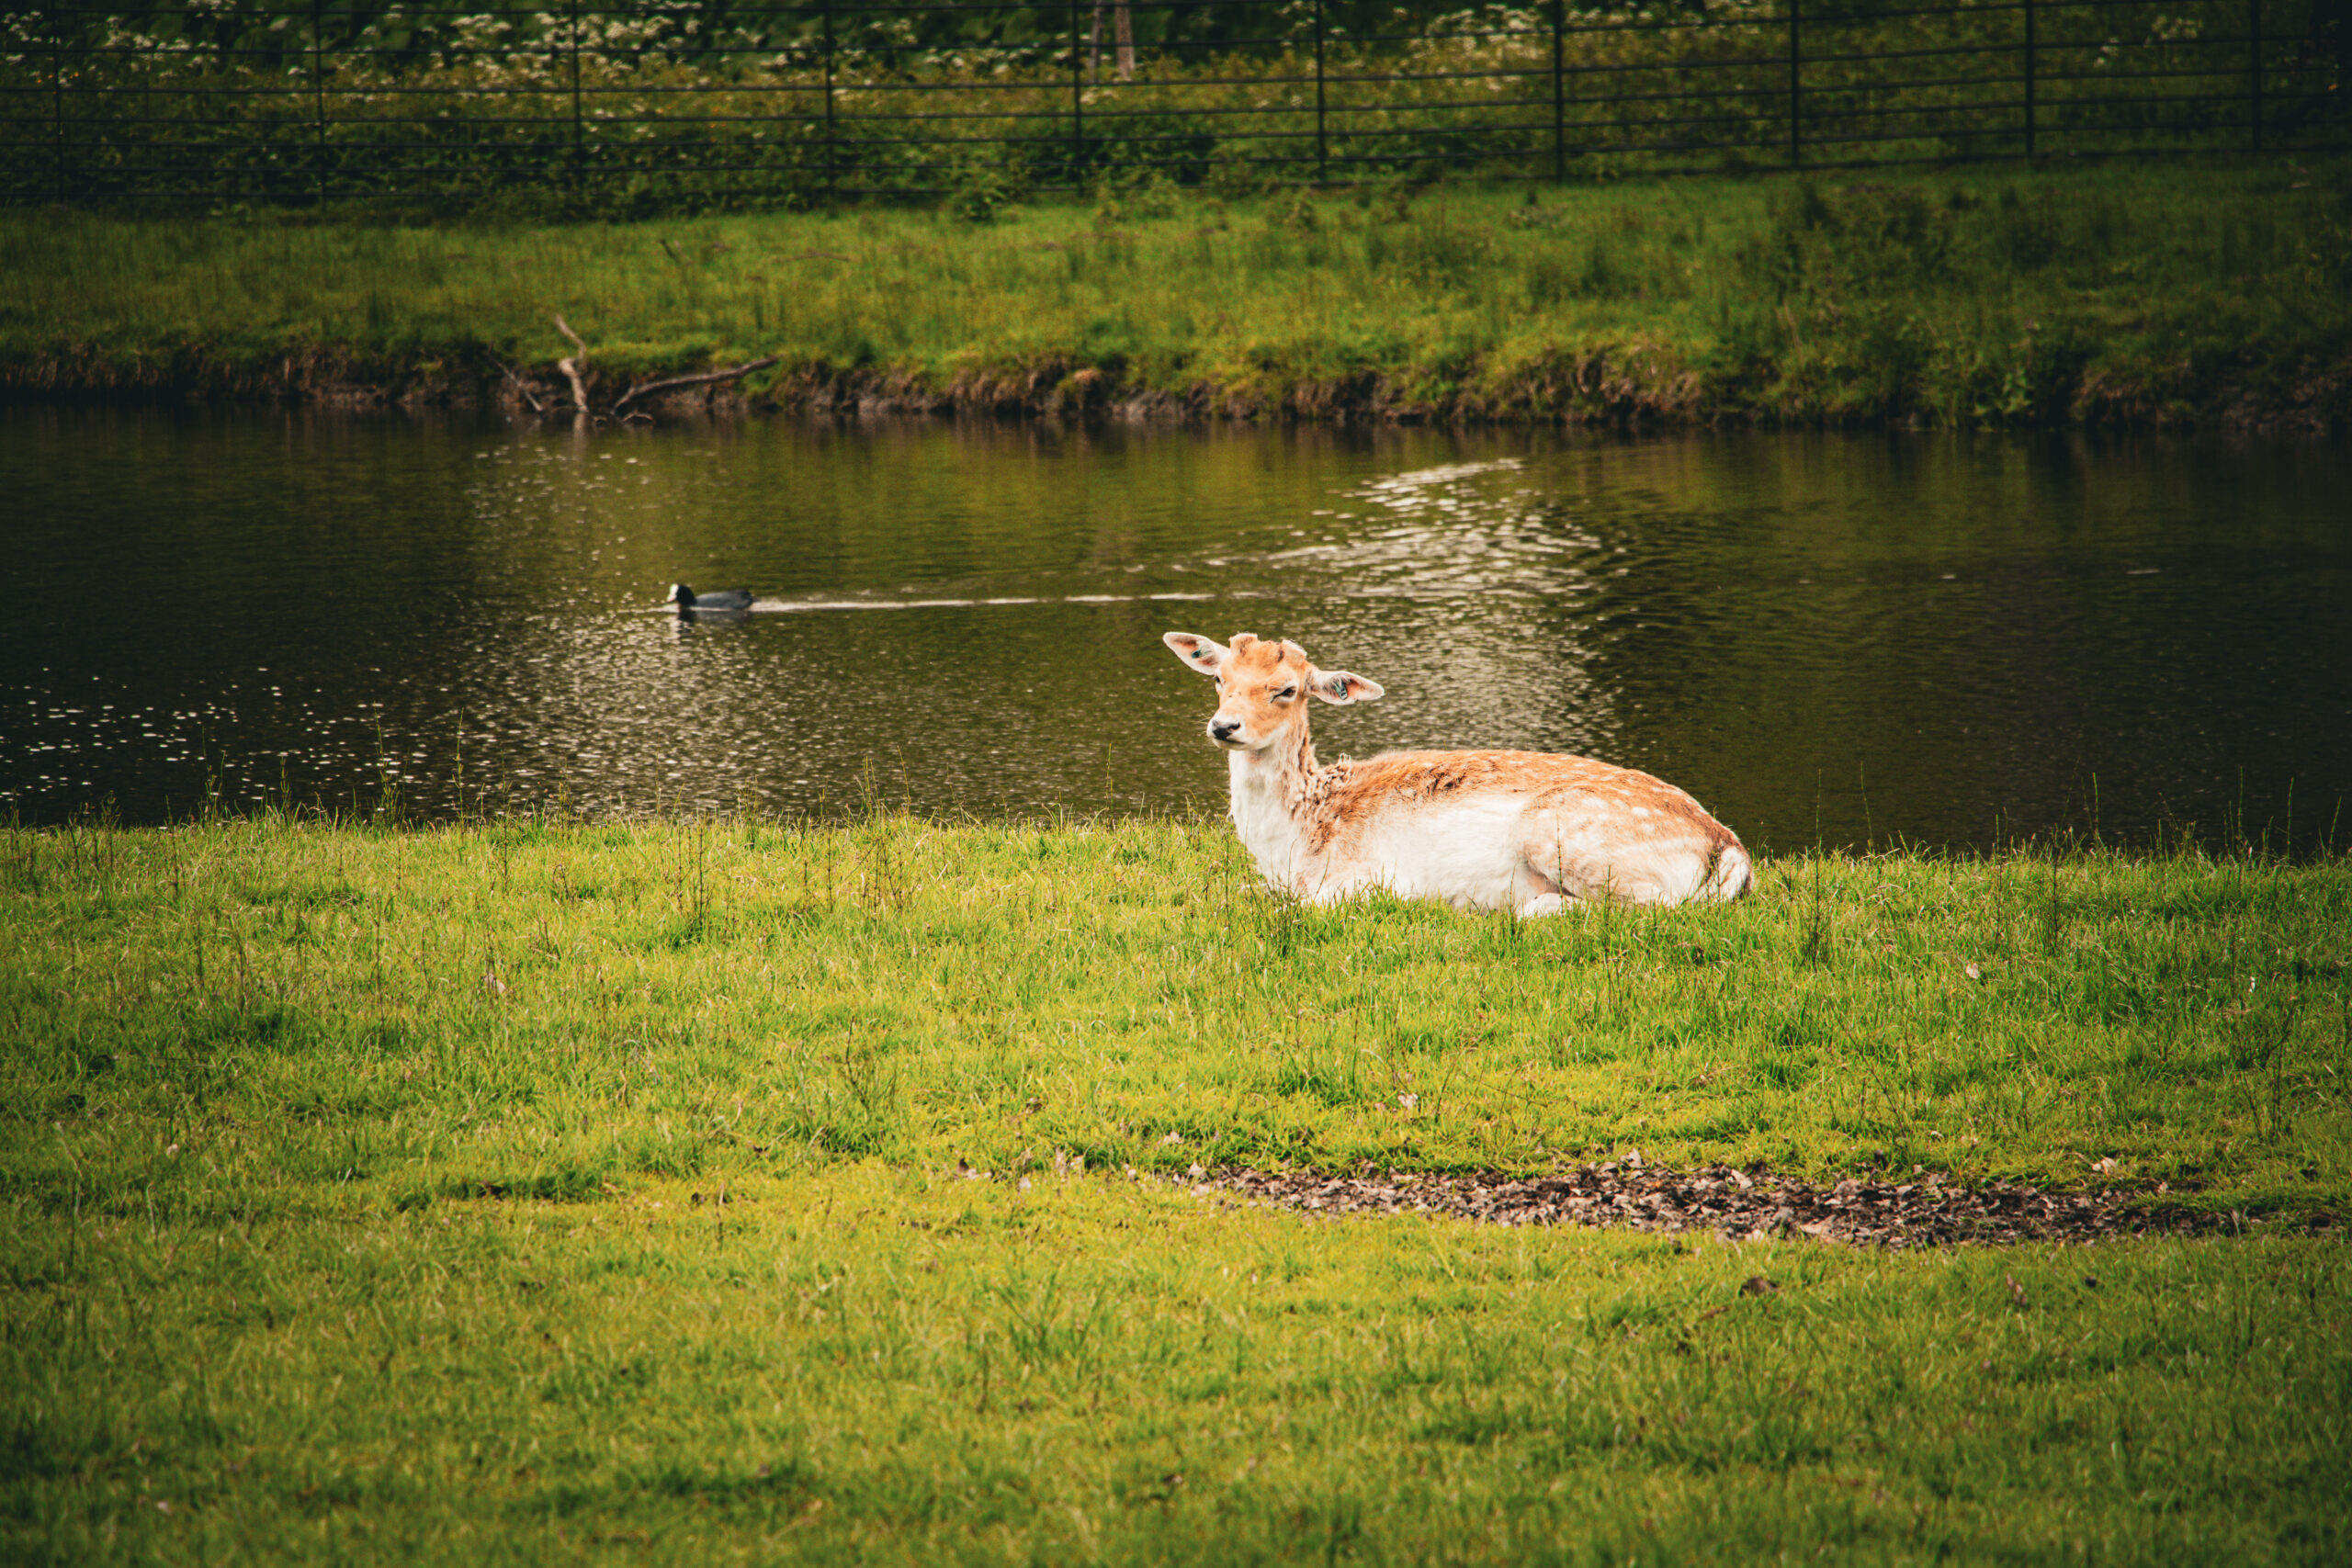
[614,356,781,414]
[492,357,545,415]
[553,314,592,418]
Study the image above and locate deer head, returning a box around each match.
[1162,631,1384,752]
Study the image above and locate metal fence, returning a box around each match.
[4,2,2344,209]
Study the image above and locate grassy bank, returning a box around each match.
[5,818,2352,1561]
[6,816,2350,1563]
[6,158,2349,427]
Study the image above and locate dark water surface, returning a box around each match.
[4,407,2346,851]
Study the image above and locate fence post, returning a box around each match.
[1070,0,1084,186]
[1787,0,1801,167]
[312,0,327,203]
[821,0,837,194]
[1552,0,1566,183]
[2249,0,2262,151]
[1314,0,1328,183]
[50,4,65,202]
[570,0,584,197]
[2023,0,2035,158]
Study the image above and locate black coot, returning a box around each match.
[669,583,754,614]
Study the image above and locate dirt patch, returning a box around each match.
[1195,1164,2300,1247]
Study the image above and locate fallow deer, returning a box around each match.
[1164,631,1750,912]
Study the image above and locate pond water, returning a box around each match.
[4,408,2346,852]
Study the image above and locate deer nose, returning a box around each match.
[1208,717,1241,742]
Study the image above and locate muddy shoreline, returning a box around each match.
[6,344,2347,434]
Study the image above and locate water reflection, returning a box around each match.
[2,408,2345,851]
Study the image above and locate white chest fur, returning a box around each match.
[1227,749,1313,888]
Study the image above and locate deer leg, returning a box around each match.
[1516,861,1574,919]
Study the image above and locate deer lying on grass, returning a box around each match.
[1165,631,1750,913]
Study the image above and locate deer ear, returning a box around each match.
[1163,632,1228,675]
[1308,667,1384,705]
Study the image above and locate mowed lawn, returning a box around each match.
[3,814,2347,1564]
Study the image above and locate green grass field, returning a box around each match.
[4,812,2348,1562]
[5,156,2348,425]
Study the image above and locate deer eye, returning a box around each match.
[1274,686,1296,700]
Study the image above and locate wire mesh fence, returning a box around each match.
[3,2,2344,210]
